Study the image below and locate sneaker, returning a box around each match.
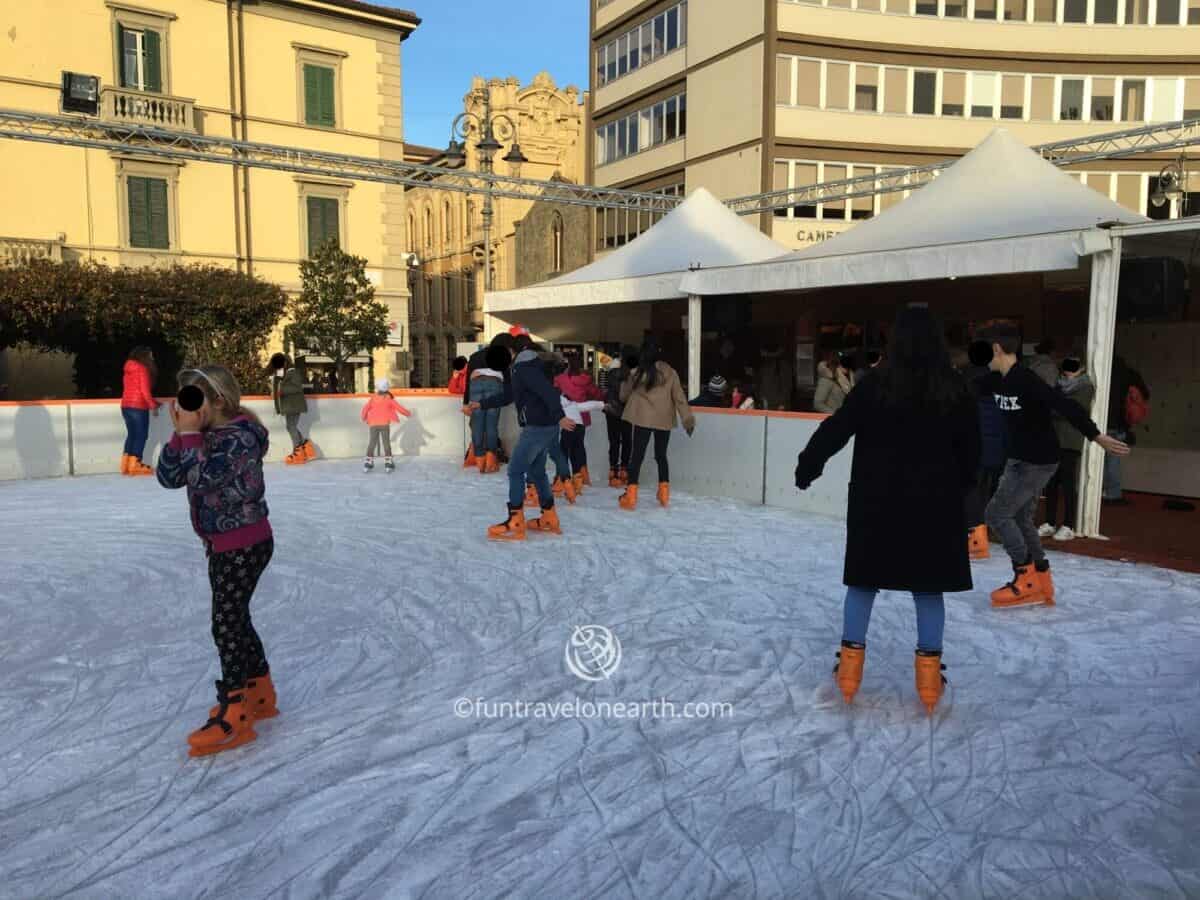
[1052,526,1075,541]
[363,458,374,472]
[384,458,395,472]
[1037,523,1055,537]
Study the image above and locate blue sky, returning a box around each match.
[386,0,590,149]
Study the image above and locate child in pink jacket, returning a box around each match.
[361,378,411,472]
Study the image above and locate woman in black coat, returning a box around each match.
[794,306,980,715]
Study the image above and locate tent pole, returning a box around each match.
[687,294,701,399]
[1079,239,1122,538]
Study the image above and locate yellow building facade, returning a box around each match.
[403,73,586,387]
[0,0,419,395]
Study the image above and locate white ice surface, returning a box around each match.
[1,459,1198,900]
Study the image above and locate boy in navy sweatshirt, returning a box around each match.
[470,335,577,540]
[979,325,1129,607]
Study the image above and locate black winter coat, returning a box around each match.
[794,373,981,593]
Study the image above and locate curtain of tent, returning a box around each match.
[1079,240,1122,538]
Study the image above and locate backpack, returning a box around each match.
[1124,384,1149,427]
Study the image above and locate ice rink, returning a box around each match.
[1,458,1198,899]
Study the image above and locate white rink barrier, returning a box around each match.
[0,395,850,520]
[0,392,469,480]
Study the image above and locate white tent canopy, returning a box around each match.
[680,129,1148,297]
[486,187,787,313]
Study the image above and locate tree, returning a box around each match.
[290,241,389,391]
[0,259,287,397]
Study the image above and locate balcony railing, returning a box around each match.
[101,87,196,133]
[0,236,64,265]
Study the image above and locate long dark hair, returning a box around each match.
[632,338,663,391]
[128,346,158,380]
[877,307,969,416]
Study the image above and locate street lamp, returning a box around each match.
[445,88,528,293]
[1150,160,1187,217]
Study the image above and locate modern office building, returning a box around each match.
[588,0,1200,253]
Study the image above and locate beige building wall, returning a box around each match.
[0,0,418,394]
[404,73,586,387]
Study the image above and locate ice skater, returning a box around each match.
[979,325,1129,607]
[618,338,695,510]
[269,353,315,465]
[603,347,636,487]
[470,336,576,540]
[554,354,605,490]
[119,346,161,476]
[361,378,411,472]
[156,365,277,757]
[795,308,981,714]
[463,335,514,473]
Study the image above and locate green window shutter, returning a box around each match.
[148,178,169,248]
[303,65,321,125]
[128,177,149,247]
[128,177,170,249]
[318,67,336,127]
[307,196,339,256]
[143,29,162,93]
[117,24,129,88]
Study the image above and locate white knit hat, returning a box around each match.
[376,377,390,393]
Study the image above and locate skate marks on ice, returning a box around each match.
[0,461,1198,899]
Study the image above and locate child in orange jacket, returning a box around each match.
[362,378,411,472]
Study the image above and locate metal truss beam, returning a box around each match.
[2,107,1198,220]
[0,108,682,215]
[726,117,1200,216]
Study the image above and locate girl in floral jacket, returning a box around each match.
[157,365,277,758]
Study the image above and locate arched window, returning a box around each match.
[424,206,433,250]
[443,199,453,246]
[466,200,474,231]
[551,211,564,273]
[408,213,416,254]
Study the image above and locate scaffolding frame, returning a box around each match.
[1,107,1199,218]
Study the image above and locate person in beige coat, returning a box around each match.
[814,354,856,414]
[619,339,695,510]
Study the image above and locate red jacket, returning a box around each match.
[121,360,158,410]
[361,393,411,426]
[554,372,604,426]
[447,369,467,396]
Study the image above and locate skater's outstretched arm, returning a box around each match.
[794,387,862,489]
[1028,371,1129,455]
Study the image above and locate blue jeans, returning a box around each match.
[121,407,150,459]
[470,380,503,453]
[1102,429,1125,499]
[508,425,558,510]
[842,587,945,653]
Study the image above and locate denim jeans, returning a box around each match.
[549,433,570,482]
[1102,429,1126,500]
[121,407,150,459]
[842,587,945,652]
[986,459,1059,566]
[508,425,558,509]
[470,379,503,453]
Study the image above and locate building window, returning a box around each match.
[972,73,998,118]
[295,45,345,129]
[127,176,170,249]
[305,196,340,256]
[595,92,686,167]
[1091,78,1115,120]
[551,212,564,273]
[118,25,163,92]
[775,160,884,222]
[303,65,336,127]
[913,71,937,115]
[424,207,433,250]
[443,200,453,246]
[1001,75,1025,119]
[1185,78,1200,117]
[595,2,687,88]
[974,0,998,18]
[1126,0,1151,21]
[1122,80,1146,121]
[855,66,879,113]
[1060,79,1085,120]
[1157,0,1182,23]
